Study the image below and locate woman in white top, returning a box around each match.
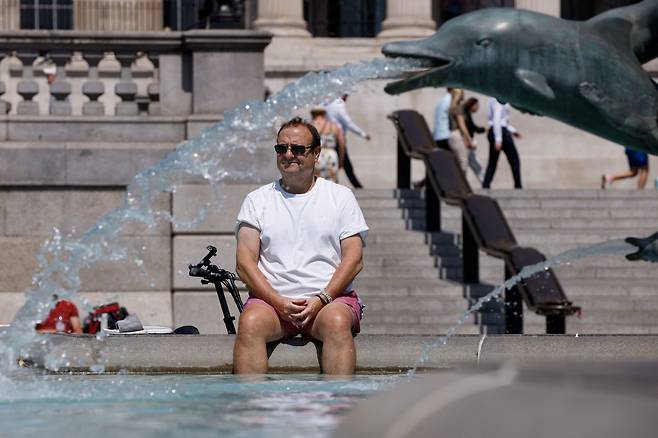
[311,107,346,183]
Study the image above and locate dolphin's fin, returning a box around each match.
[585,1,658,63]
[585,16,633,52]
[515,69,556,101]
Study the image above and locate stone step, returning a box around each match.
[570,310,658,325]
[395,189,657,202]
[476,264,658,280]
[365,207,658,223]
[355,189,420,199]
[368,219,656,236]
[477,254,649,270]
[354,278,465,296]
[495,198,658,209]
[364,253,465,269]
[358,198,424,209]
[367,231,459,245]
[361,323,481,335]
[565,296,658,311]
[467,294,658,313]
[497,208,658,220]
[359,266,440,279]
[385,205,658,222]
[520,324,658,335]
[366,217,428,231]
[365,245,461,258]
[509,218,658,229]
[558,279,658,298]
[480,189,658,200]
[365,297,469,314]
[514,230,656,245]
[363,311,474,325]
[493,243,637,258]
[362,254,438,268]
[362,208,424,219]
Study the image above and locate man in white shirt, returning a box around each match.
[233,117,369,375]
[326,94,371,189]
[433,88,452,149]
[482,98,523,189]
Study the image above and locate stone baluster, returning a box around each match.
[147,55,160,115]
[82,52,106,116]
[253,0,310,37]
[378,0,436,38]
[515,0,560,17]
[15,52,40,115]
[114,52,138,116]
[48,52,73,115]
[0,52,9,114]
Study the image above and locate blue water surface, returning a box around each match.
[0,373,399,438]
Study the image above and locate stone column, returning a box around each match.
[515,0,560,17]
[378,0,436,38]
[252,0,310,37]
[0,0,19,31]
[74,0,163,31]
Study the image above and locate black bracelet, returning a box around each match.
[318,290,333,305]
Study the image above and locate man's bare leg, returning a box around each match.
[233,305,285,374]
[310,303,356,375]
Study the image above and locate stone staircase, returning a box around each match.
[356,189,481,335]
[356,189,658,335]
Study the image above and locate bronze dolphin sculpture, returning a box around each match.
[382,0,658,155]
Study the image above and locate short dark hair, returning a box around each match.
[277,117,321,149]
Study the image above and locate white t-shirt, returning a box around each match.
[235,177,369,298]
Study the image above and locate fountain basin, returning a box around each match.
[15,333,658,373]
[336,361,658,438]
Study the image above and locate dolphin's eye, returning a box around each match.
[476,37,492,47]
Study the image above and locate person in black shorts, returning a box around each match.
[601,147,650,189]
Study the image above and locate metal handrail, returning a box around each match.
[389,109,580,334]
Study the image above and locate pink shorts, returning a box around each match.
[243,291,363,338]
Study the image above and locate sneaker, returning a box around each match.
[600,174,612,189]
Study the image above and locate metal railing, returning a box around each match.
[389,109,580,334]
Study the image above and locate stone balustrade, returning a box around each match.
[0,30,270,118]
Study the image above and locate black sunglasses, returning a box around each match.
[274,143,315,156]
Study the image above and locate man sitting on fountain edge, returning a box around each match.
[233,117,368,374]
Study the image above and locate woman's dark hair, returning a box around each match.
[463,97,479,112]
[277,117,321,149]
